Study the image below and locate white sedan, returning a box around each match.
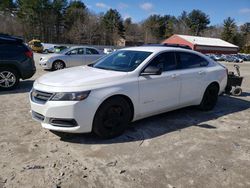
[39,46,104,70]
[30,46,227,138]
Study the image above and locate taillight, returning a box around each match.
[25,50,33,58]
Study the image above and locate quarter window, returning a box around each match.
[178,52,208,69]
[147,52,177,71]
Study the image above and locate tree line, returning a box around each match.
[0,0,249,52]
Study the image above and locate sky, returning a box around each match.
[83,0,250,25]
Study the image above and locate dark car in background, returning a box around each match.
[0,35,36,90]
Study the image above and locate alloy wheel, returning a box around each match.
[0,71,16,88]
[54,61,64,70]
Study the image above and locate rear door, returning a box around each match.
[84,48,102,65]
[138,51,181,116]
[176,52,209,106]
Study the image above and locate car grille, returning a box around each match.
[31,89,53,104]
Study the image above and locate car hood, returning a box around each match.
[35,66,128,89]
[40,53,63,60]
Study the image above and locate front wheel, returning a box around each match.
[198,84,219,111]
[52,60,65,71]
[0,68,19,90]
[93,96,132,139]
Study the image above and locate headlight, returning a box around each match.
[50,91,91,101]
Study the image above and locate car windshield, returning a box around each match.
[92,50,152,72]
[56,47,70,54]
[34,41,42,47]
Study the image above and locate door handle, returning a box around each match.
[171,74,179,79]
[198,71,205,75]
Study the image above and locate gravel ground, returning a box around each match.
[0,53,250,188]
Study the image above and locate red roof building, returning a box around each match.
[162,34,239,54]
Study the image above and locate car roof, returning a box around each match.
[122,46,194,53]
[71,46,98,49]
[0,35,23,44]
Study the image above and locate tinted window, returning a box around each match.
[86,48,99,55]
[148,52,177,71]
[178,52,208,69]
[0,44,26,59]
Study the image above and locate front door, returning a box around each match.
[138,52,181,116]
[65,48,84,67]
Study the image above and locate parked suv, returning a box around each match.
[0,35,36,90]
[30,46,227,138]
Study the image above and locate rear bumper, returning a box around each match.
[20,58,36,79]
[21,67,36,79]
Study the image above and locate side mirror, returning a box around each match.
[140,66,162,76]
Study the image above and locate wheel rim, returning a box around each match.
[54,62,64,70]
[0,71,16,88]
[103,106,124,130]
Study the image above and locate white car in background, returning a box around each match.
[39,46,104,70]
[30,46,227,138]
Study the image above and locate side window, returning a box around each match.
[147,52,177,71]
[86,48,99,55]
[67,49,78,55]
[178,52,208,69]
[78,48,84,55]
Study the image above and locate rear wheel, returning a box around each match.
[52,60,65,70]
[198,84,219,111]
[93,96,132,139]
[0,68,19,90]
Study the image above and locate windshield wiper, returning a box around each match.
[94,66,124,72]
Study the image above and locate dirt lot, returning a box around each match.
[0,53,250,188]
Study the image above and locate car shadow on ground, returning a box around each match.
[53,95,250,145]
[0,80,34,95]
[240,92,250,97]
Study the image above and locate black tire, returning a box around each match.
[93,96,132,139]
[231,87,242,96]
[0,67,19,90]
[52,60,65,71]
[198,84,219,111]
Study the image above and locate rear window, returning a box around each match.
[177,52,209,69]
[33,41,42,47]
[0,44,27,59]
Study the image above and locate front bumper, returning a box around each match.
[29,91,99,133]
[39,59,52,69]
